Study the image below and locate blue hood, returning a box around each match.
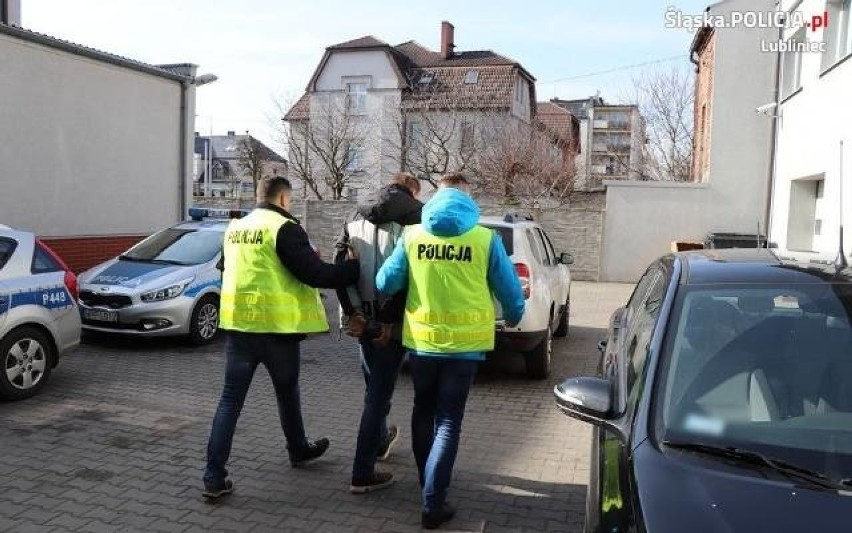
[421,188,480,237]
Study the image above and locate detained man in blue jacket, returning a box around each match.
[376,173,525,529]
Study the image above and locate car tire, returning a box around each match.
[0,326,55,401]
[525,324,552,380]
[188,295,220,346]
[554,297,570,338]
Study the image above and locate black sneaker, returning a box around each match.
[202,479,234,500]
[376,425,399,461]
[289,438,330,467]
[422,503,456,530]
[350,471,395,494]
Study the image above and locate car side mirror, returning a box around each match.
[559,252,574,265]
[554,376,614,422]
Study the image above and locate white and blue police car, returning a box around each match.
[0,225,81,400]
[77,209,246,344]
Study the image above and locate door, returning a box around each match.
[589,264,665,532]
[532,227,561,325]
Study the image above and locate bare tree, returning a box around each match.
[622,65,694,181]
[277,94,370,200]
[384,78,488,190]
[286,120,324,200]
[237,132,264,198]
[469,120,578,207]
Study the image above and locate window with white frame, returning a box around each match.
[346,145,364,172]
[782,28,806,98]
[822,0,852,70]
[346,82,367,114]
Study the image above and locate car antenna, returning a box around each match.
[834,140,848,272]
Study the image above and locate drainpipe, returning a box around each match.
[179,80,189,220]
[765,2,784,244]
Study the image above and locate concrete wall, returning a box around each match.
[599,0,777,283]
[0,32,188,237]
[769,0,852,261]
[193,193,608,281]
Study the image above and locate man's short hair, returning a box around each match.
[258,176,292,201]
[438,172,470,189]
[392,172,421,194]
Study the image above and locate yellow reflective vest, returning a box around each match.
[219,208,328,334]
[402,224,495,353]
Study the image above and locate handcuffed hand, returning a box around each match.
[344,311,367,338]
[371,323,392,348]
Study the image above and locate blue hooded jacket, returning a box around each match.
[376,188,525,360]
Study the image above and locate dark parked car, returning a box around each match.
[555,250,852,533]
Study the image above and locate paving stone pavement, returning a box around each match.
[0,282,634,533]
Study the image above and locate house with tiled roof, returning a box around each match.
[194,131,287,198]
[284,22,537,200]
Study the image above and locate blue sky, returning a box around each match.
[22,0,710,149]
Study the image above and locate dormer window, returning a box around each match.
[464,69,479,84]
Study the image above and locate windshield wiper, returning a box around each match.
[118,255,189,266]
[663,440,845,492]
[148,259,192,266]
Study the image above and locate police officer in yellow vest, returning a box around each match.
[376,173,525,529]
[203,177,359,500]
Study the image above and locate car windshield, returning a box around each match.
[656,282,852,482]
[120,228,223,265]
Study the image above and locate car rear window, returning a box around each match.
[0,238,17,271]
[31,242,64,274]
[481,225,513,256]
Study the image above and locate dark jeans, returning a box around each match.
[351,338,405,482]
[409,355,479,513]
[204,332,309,485]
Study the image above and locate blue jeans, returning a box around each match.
[409,355,479,513]
[351,339,405,482]
[204,332,309,485]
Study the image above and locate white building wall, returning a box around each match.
[315,50,402,91]
[769,0,852,261]
[600,0,777,282]
[0,32,189,237]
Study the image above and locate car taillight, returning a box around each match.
[64,271,79,301]
[515,263,531,299]
[36,239,78,301]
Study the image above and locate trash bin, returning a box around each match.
[704,233,767,249]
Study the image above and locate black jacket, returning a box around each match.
[220,203,359,290]
[337,185,422,324]
[356,184,422,226]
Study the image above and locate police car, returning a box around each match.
[0,226,81,400]
[77,209,245,344]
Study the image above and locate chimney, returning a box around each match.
[440,21,455,60]
[2,0,22,25]
[227,130,235,136]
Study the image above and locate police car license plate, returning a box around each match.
[83,309,118,322]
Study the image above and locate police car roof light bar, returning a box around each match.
[188,207,250,221]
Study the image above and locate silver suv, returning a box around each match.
[0,226,81,400]
[481,215,572,379]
